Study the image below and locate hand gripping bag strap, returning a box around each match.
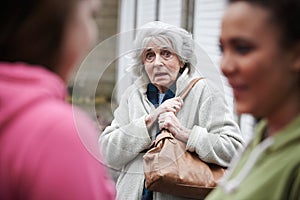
[143,77,228,199]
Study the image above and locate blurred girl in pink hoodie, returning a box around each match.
[0,0,115,199]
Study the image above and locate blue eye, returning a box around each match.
[146,52,154,59]
[144,52,155,62]
[161,50,173,59]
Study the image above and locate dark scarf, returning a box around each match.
[146,83,176,108]
[142,83,176,200]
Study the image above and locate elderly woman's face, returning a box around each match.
[143,40,182,93]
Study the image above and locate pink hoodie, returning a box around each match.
[0,62,115,200]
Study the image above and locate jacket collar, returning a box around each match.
[254,114,300,152]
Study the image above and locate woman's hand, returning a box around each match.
[145,97,183,129]
[158,112,191,143]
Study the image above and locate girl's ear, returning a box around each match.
[291,42,300,72]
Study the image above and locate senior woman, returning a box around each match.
[99,21,244,200]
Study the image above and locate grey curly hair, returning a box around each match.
[128,21,197,77]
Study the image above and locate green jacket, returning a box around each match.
[206,114,300,200]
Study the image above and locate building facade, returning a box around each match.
[71,0,254,140]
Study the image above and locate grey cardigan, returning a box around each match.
[99,68,244,200]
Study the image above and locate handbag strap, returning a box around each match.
[177,77,204,100]
[151,77,204,146]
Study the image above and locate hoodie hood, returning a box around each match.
[0,62,66,131]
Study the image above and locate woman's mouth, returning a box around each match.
[154,72,168,77]
[230,82,248,99]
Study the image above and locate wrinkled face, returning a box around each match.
[220,2,299,118]
[143,40,183,93]
[57,0,100,81]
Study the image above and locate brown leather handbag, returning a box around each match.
[143,77,226,199]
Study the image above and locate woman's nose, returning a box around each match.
[220,52,235,77]
[153,54,164,66]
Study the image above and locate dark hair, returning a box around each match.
[228,0,300,48]
[0,0,78,71]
